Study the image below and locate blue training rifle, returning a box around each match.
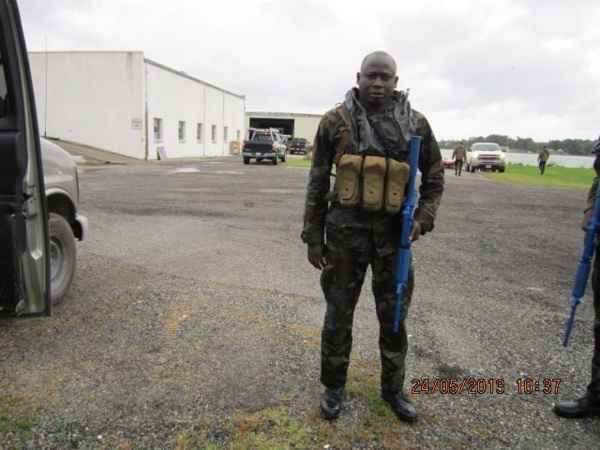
[393,136,422,333]
[563,180,600,347]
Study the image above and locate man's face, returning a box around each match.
[356,54,398,111]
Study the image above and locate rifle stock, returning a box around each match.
[563,181,600,346]
[393,136,421,332]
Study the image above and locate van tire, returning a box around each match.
[49,213,76,306]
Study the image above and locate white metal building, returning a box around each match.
[28,51,246,160]
[245,111,323,143]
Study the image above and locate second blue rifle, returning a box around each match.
[563,180,600,346]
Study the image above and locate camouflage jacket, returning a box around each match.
[586,155,600,212]
[301,90,444,255]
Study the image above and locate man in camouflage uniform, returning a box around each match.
[452,142,467,176]
[301,51,444,422]
[553,136,600,419]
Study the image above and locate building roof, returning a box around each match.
[246,111,323,119]
[29,50,246,100]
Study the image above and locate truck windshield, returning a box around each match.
[472,144,500,151]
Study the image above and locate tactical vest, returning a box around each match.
[332,103,410,214]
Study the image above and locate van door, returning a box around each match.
[0,0,51,315]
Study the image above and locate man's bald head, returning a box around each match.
[356,51,398,112]
[360,51,397,75]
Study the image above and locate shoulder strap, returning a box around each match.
[334,103,351,166]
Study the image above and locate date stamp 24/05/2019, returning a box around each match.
[411,378,562,395]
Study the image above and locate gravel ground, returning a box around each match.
[1,148,599,449]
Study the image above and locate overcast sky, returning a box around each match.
[18,0,600,142]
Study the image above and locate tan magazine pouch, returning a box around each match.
[337,154,363,207]
[385,159,410,214]
[361,156,387,212]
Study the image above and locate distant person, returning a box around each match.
[301,51,444,423]
[553,136,600,419]
[452,142,467,176]
[538,146,550,175]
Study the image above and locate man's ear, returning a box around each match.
[356,72,361,85]
[394,76,399,87]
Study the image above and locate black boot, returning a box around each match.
[553,396,600,418]
[382,390,418,423]
[320,387,345,420]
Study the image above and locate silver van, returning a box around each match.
[0,0,87,315]
[42,138,88,305]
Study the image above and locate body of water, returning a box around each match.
[440,149,595,169]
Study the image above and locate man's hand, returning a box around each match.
[581,208,594,232]
[307,243,326,270]
[409,220,422,242]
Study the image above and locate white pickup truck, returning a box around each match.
[466,142,506,173]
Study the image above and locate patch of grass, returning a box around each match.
[0,393,40,447]
[282,157,311,168]
[485,164,594,189]
[285,158,595,189]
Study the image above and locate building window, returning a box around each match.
[223,126,229,143]
[211,125,217,143]
[236,130,241,142]
[153,118,163,141]
[178,121,186,143]
[197,123,203,143]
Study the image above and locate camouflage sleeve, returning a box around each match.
[586,158,600,211]
[301,110,338,244]
[586,177,599,212]
[412,110,444,234]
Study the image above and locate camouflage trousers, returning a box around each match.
[588,251,600,401]
[319,236,415,393]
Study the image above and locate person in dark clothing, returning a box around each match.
[538,146,550,175]
[553,136,600,418]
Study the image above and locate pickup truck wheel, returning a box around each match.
[49,213,76,306]
[470,166,476,173]
[281,150,287,162]
[499,167,506,173]
[243,157,250,164]
[272,156,278,165]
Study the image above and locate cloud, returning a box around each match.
[18,0,600,140]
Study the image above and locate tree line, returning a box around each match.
[438,135,598,155]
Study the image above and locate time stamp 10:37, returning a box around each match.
[411,378,562,395]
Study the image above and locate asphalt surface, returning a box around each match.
[1,149,599,449]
